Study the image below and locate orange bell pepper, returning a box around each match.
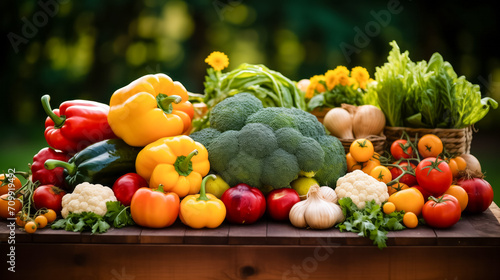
[108,73,193,147]
[130,185,180,228]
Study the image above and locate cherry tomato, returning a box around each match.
[0,173,22,196]
[453,156,467,172]
[112,173,148,207]
[362,155,381,175]
[403,212,418,229]
[417,134,443,158]
[371,165,392,184]
[444,185,468,212]
[16,211,28,227]
[390,161,417,187]
[390,139,414,160]
[0,194,22,219]
[415,157,452,197]
[25,221,37,233]
[387,182,409,196]
[422,194,461,228]
[35,215,48,229]
[383,202,396,214]
[42,209,57,223]
[447,158,459,178]
[33,185,66,214]
[349,139,374,162]
[346,153,362,172]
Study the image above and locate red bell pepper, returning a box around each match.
[31,147,71,189]
[41,94,116,154]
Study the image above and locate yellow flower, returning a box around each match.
[305,75,326,98]
[324,70,338,90]
[351,66,370,89]
[338,74,350,87]
[332,66,350,78]
[205,51,229,71]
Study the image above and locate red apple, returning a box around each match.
[266,188,300,221]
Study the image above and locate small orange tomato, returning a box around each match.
[448,158,459,177]
[387,182,409,196]
[383,202,396,214]
[388,187,425,216]
[25,221,37,233]
[349,139,374,162]
[42,209,57,223]
[346,153,362,172]
[403,212,419,228]
[371,166,392,184]
[418,134,443,158]
[130,185,180,228]
[16,211,28,227]
[444,185,469,212]
[35,215,48,229]
[0,194,22,219]
[0,173,22,196]
[454,156,467,172]
[362,153,381,174]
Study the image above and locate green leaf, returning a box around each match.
[104,201,135,228]
[51,218,68,230]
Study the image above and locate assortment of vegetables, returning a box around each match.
[1,46,497,251]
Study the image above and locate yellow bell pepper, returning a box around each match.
[108,73,191,147]
[179,175,227,229]
[135,135,210,198]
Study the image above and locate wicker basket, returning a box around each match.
[309,107,332,123]
[384,126,473,155]
[339,134,387,155]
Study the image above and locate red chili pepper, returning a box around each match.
[41,94,116,154]
[31,147,71,189]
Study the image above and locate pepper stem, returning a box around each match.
[41,95,66,128]
[44,159,76,176]
[155,184,165,193]
[197,174,216,201]
[156,93,182,114]
[174,149,198,176]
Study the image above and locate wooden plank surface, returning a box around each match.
[1,203,499,246]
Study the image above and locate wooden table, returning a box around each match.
[1,203,500,280]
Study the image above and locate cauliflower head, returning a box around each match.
[61,182,117,218]
[335,170,389,209]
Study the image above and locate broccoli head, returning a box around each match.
[209,92,263,132]
[261,148,300,189]
[313,135,347,188]
[189,127,221,148]
[238,123,278,158]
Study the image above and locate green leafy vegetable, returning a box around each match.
[51,201,134,234]
[336,197,405,249]
[372,41,497,128]
[307,85,365,111]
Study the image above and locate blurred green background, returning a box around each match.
[1,0,499,205]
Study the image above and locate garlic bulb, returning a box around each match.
[319,186,338,203]
[323,107,353,139]
[289,185,344,229]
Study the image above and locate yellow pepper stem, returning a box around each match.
[156,93,182,114]
[198,174,216,201]
[174,149,198,176]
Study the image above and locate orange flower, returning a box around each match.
[205,51,229,71]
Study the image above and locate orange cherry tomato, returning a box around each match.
[346,153,362,172]
[371,165,392,184]
[349,139,374,162]
[403,212,419,228]
[42,209,57,223]
[16,211,28,227]
[444,185,469,212]
[453,156,467,171]
[448,158,459,177]
[25,221,37,233]
[130,185,180,228]
[387,182,409,196]
[0,173,22,196]
[383,202,396,214]
[0,194,22,219]
[35,215,48,229]
[418,134,443,158]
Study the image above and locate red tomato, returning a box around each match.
[415,157,452,197]
[412,185,432,201]
[33,185,66,214]
[390,139,414,160]
[456,178,494,213]
[422,194,461,228]
[112,173,148,206]
[266,188,300,221]
[221,183,266,224]
[390,161,417,187]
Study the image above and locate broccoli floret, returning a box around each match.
[225,151,263,188]
[261,148,300,189]
[246,107,298,131]
[313,135,347,188]
[207,130,240,172]
[189,128,221,148]
[295,137,325,172]
[287,108,327,139]
[275,127,304,154]
[209,92,263,132]
[238,123,278,158]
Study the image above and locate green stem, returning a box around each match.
[155,184,165,193]
[156,93,182,114]
[197,174,216,201]
[41,95,66,128]
[176,150,198,175]
[44,159,76,176]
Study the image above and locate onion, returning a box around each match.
[460,153,482,176]
[323,107,353,139]
[456,177,494,213]
[351,105,386,138]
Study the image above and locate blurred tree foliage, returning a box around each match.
[1,0,499,133]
